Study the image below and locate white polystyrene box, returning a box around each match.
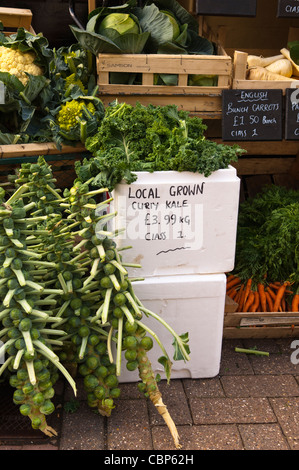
[110,168,240,277]
[117,273,226,383]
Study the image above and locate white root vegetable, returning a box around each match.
[247,65,296,81]
[247,54,284,68]
[280,48,299,77]
[265,58,293,78]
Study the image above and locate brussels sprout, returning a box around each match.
[39,399,55,415]
[22,382,34,395]
[84,374,99,390]
[33,392,45,406]
[104,374,118,388]
[86,356,100,370]
[78,325,90,338]
[13,389,25,404]
[113,293,126,306]
[94,385,105,399]
[140,336,154,351]
[123,335,138,350]
[125,349,137,362]
[124,320,138,334]
[126,360,138,371]
[110,387,121,399]
[31,417,42,429]
[19,403,31,416]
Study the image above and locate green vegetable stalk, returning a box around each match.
[0,157,191,448]
[0,182,75,436]
[59,177,190,447]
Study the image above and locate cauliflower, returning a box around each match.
[0,45,43,85]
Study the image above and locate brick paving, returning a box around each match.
[1,337,299,451]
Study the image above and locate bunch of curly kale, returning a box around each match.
[77,101,245,191]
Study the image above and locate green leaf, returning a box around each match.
[0,71,24,93]
[158,355,172,382]
[112,31,150,54]
[150,0,199,33]
[290,44,299,66]
[70,26,123,55]
[172,332,190,361]
[21,74,49,104]
[134,4,175,52]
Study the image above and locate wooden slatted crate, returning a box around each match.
[0,7,35,35]
[96,18,232,118]
[0,143,87,189]
[233,48,299,92]
[224,295,299,338]
[224,273,299,337]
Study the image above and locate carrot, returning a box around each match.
[243,291,255,312]
[243,278,252,304]
[226,274,236,283]
[226,276,241,290]
[268,283,280,290]
[281,296,286,312]
[291,294,299,313]
[267,287,277,302]
[227,288,238,300]
[273,282,289,312]
[237,279,252,312]
[235,284,244,305]
[249,291,260,312]
[265,291,274,312]
[257,283,267,312]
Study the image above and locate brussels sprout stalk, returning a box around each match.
[136,344,181,449]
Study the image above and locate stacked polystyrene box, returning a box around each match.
[111,167,240,381]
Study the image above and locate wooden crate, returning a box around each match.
[96,19,232,118]
[0,143,87,189]
[233,49,299,92]
[224,296,299,339]
[0,7,35,35]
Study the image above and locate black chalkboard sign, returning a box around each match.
[196,0,257,16]
[222,89,283,141]
[277,0,299,17]
[285,88,299,140]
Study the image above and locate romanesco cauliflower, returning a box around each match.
[57,100,95,131]
[65,73,87,94]
[0,45,43,85]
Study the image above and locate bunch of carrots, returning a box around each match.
[226,274,299,313]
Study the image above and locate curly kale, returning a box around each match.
[83,101,244,191]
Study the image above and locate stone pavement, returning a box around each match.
[1,337,299,451]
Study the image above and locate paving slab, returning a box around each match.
[183,377,225,398]
[148,380,192,426]
[189,397,277,425]
[238,423,289,450]
[2,338,299,451]
[221,375,299,397]
[249,353,299,375]
[152,424,243,450]
[270,397,299,450]
[59,401,105,450]
[107,399,153,450]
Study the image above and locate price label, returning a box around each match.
[222,89,283,141]
[285,88,299,139]
[277,0,299,17]
[111,183,205,254]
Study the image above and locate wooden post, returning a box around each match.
[88,0,97,14]
[233,50,248,81]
